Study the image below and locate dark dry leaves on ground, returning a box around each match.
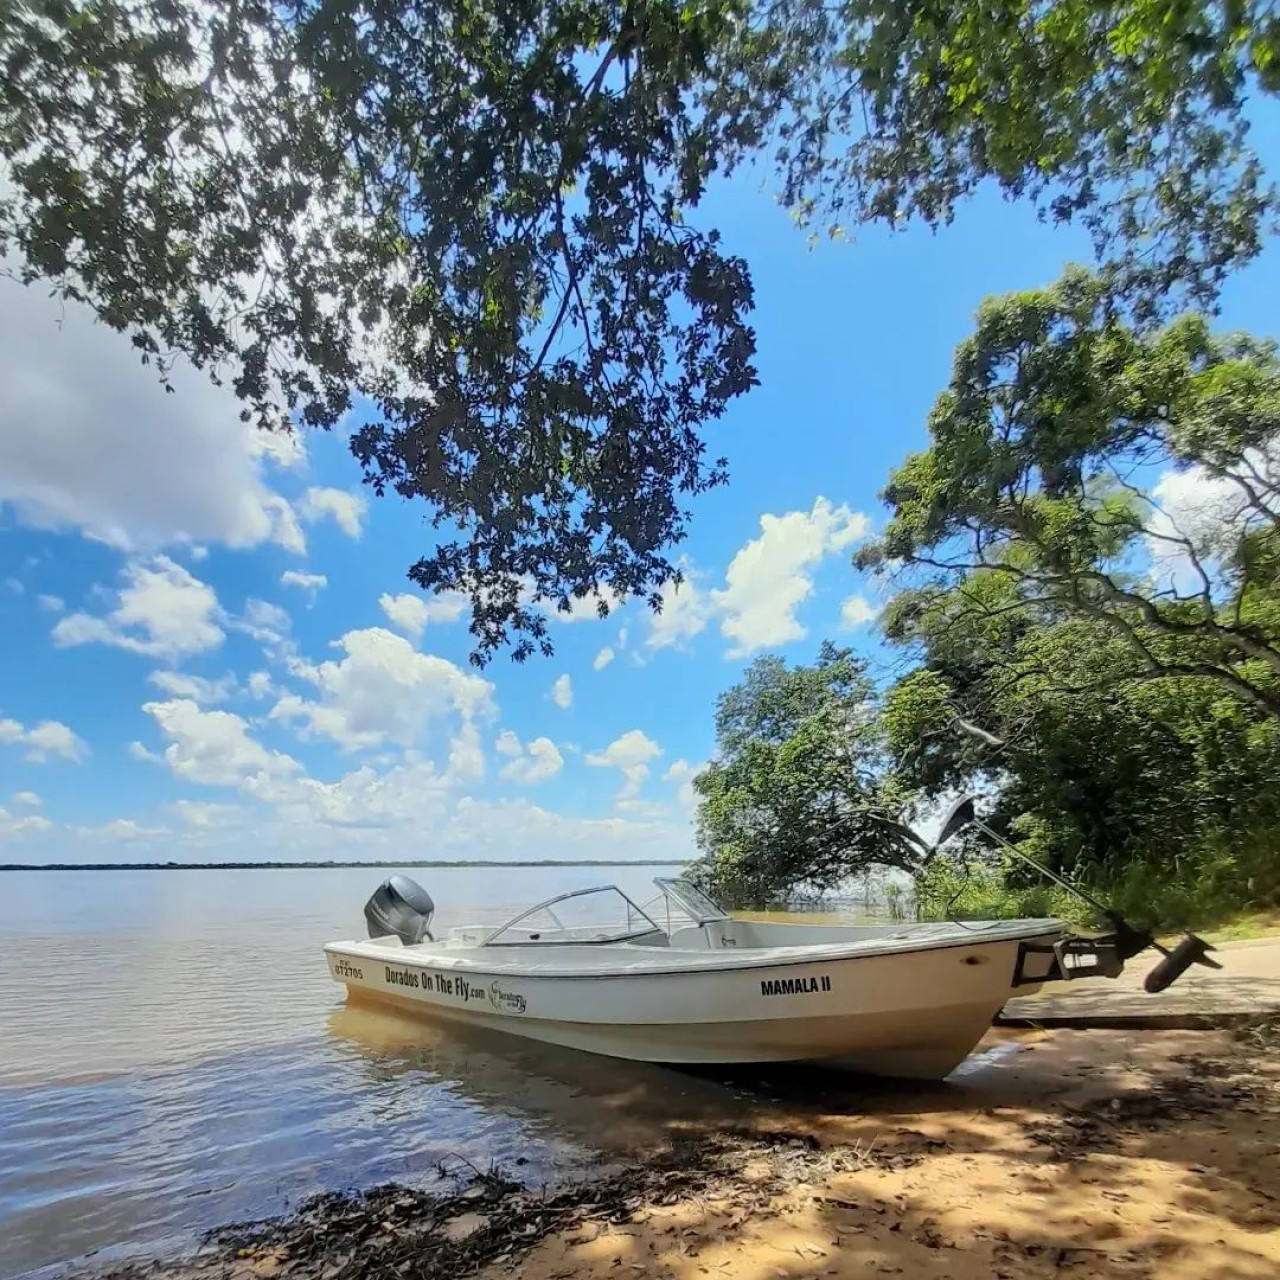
[1021,1049,1274,1162]
[80,1032,1280,1280]
[83,1130,909,1280]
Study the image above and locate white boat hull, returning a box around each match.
[326,923,1058,1079]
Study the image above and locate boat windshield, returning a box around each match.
[482,886,663,947]
[648,877,731,930]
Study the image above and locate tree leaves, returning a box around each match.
[870,265,1280,902]
[864,267,1280,719]
[690,643,917,904]
[0,0,758,662]
[882,586,1280,911]
[3,2,1278,661]
[720,1,1278,325]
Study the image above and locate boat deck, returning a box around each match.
[329,917,1062,978]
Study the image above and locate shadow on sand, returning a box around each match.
[88,1009,1280,1280]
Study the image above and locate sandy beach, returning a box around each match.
[89,1022,1279,1280]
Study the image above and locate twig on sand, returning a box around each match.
[435,1153,488,1180]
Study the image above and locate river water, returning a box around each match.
[1,865,841,1278]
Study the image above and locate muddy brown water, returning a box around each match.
[1,866,1006,1279]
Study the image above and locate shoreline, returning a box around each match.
[0,860,690,872]
[75,1023,1280,1280]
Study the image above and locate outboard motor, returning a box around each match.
[364,875,435,944]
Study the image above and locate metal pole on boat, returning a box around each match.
[933,796,1220,987]
[935,797,1119,923]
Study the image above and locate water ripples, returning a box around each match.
[0,866,719,1277]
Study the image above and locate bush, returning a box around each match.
[912,835,1280,933]
[1102,834,1280,931]
[911,855,1094,926]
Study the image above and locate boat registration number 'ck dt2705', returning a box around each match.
[760,974,832,996]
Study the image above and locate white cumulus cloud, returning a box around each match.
[593,646,615,671]
[270,627,495,752]
[299,487,367,538]
[246,670,277,701]
[446,720,486,783]
[235,598,292,644]
[229,599,294,661]
[245,753,456,830]
[147,670,237,706]
[0,716,88,763]
[497,734,565,784]
[646,575,712,650]
[631,500,870,659]
[52,556,224,662]
[173,800,244,830]
[840,594,879,629]
[549,673,573,710]
[587,729,661,801]
[1148,448,1280,592]
[379,590,469,640]
[280,570,328,601]
[142,698,300,788]
[0,279,306,554]
[713,497,868,657]
[663,758,704,813]
[0,805,52,838]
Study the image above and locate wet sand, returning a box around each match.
[86,1025,1279,1280]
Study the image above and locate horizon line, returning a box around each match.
[0,858,692,872]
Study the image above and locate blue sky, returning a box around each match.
[4,109,1280,865]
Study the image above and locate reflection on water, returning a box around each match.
[327,1001,751,1153]
[0,866,920,1278]
[0,865,768,1278]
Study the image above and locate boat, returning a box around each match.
[323,872,1199,1080]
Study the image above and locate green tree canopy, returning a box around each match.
[4,2,1280,660]
[691,643,917,903]
[866,267,1280,922]
[881,591,1280,923]
[861,267,1280,718]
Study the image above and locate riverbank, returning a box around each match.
[80,1023,1279,1280]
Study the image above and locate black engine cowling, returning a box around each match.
[364,875,435,944]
